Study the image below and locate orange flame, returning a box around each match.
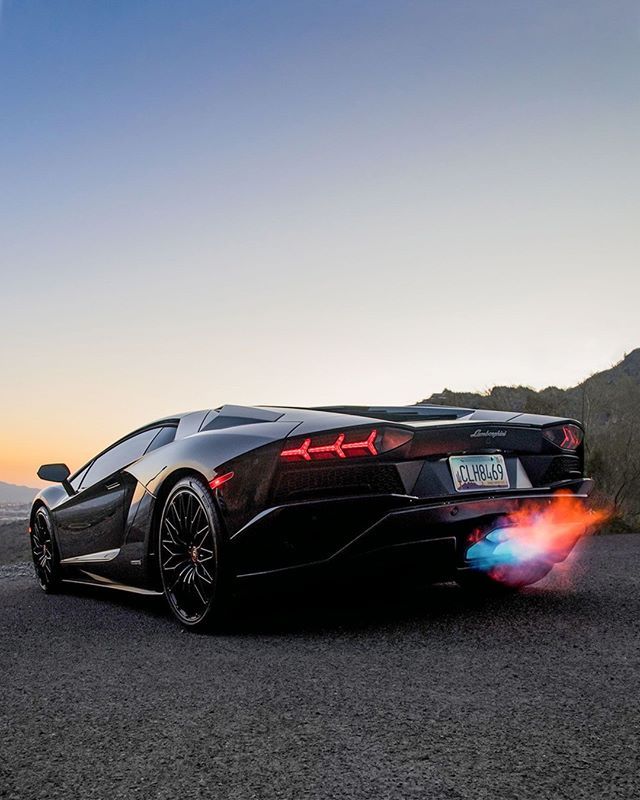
[466,490,611,587]
[504,490,610,555]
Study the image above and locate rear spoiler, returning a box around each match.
[310,405,474,423]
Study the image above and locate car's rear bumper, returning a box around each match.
[230,478,594,579]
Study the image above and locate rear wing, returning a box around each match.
[310,405,474,423]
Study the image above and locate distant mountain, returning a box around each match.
[419,349,640,528]
[0,481,38,504]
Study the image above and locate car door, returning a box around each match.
[53,428,160,562]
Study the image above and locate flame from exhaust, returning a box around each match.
[466,491,610,587]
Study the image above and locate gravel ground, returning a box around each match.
[0,520,30,564]
[1,536,639,800]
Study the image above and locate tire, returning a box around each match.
[158,475,231,630]
[457,562,552,594]
[30,506,61,593]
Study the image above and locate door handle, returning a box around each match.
[105,482,121,491]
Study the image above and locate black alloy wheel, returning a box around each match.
[30,507,60,592]
[159,476,229,629]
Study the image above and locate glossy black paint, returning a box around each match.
[31,403,592,594]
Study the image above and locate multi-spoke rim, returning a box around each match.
[31,509,54,588]
[160,488,216,623]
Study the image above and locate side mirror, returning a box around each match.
[37,463,73,494]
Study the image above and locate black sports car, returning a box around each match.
[30,404,593,628]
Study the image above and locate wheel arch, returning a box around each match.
[145,467,226,587]
[29,500,58,548]
[29,500,46,528]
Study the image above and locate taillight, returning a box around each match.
[543,424,583,451]
[280,427,413,462]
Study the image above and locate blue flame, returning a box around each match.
[466,525,545,568]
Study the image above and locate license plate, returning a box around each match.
[449,454,509,492]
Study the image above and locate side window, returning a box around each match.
[69,463,92,492]
[80,429,158,489]
[145,426,177,454]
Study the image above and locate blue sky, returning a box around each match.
[1,0,638,483]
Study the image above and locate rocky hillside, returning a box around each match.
[419,349,640,528]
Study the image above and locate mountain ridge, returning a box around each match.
[420,349,640,417]
[0,481,39,504]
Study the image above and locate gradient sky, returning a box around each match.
[1,0,639,487]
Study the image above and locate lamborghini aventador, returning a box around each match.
[30,404,594,628]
